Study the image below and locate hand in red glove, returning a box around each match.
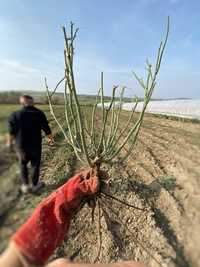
[12,169,99,266]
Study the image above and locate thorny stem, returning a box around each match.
[63,52,79,141]
[100,72,105,151]
[62,23,92,167]
[90,89,101,155]
[97,85,118,155]
[45,78,71,144]
[113,97,139,146]
[50,77,65,98]
[63,81,84,163]
[104,17,169,163]
[104,87,126,156]
[46,17,169,168]
[105,101,116,149]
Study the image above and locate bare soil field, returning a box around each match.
[0,106,199,267]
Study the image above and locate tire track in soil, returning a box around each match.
[122,165,190,267]
[75,111,197,266]
[120,115,199,267]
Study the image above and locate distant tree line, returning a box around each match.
[0,91,137,105]
[0,91,63,105]
[0,91,22,104]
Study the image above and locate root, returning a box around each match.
[101,192,146,211]
[93,200,102,263]
[100,199,163,267]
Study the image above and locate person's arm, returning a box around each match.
[6,133,15,147]
[6,113,17,148]
[40,111,54,145]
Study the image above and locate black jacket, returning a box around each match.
[8,106,51,150]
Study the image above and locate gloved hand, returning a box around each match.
[12,169,99,266]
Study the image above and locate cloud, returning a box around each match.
[0,59,41,76]
[0,59,59,91]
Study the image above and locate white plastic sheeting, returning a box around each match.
[100,99,200,120]
[123,99,200,120]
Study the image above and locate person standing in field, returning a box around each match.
[6,95,54,193]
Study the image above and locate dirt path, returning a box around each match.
[0,113,200,267]
[62,114,200,267]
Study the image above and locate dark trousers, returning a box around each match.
[17,148,41,186]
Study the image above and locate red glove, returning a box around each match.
[12,170,99,266]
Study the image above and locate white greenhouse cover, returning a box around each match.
[100,99,200,120]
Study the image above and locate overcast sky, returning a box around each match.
[0,0,199,98]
